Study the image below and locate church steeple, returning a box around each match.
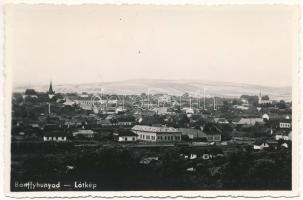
[48,80,55,94]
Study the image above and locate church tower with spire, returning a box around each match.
[48,80,55,99]
[48,80,55,94]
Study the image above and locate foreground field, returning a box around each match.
[11,141,291,191]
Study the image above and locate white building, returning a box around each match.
[132,125,182,142]
[63,97,76,106]
[113,130,138,142]
[279,122,291,129]
[262,114,270,121]
[236,118,264,126]
[115,106,126,114]
[275,130,291,141]
[253,142,269,150]
[72,129,95,138]
[258,92,272,105]
[43,131,68,142]
[182,107,194,114]
[275,134,289,141]
[75,99,93,110]
[233,104,249,110]
[178,128,206,139]
[213,118,229,124]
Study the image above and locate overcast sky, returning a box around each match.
[6,4,299,87]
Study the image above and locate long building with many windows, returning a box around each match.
[131,125,181,142]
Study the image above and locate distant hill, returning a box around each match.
[13,79,291,101]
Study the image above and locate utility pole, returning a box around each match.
[48,103,51,115]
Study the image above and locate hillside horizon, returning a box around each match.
[13,79,291,101]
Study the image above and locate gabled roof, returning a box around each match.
[73,129,94,135]
[132,125,180,133]
[115,130,138,137]
[178,128,207,137]
[203,123,222,135]
[254,140,268,145]
[214,118,229,123]
[236,118,264,126]
[117,117,135,122]
[44,130,67,137]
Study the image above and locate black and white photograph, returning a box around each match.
[3,2,301,197]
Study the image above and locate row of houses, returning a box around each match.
[114,123,291,144]
[212,115,291,127]
[253,140,290,150]
[23,115,291,144]
[42,124,223,143]
[113,124,222,143]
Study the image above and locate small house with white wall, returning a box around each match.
[253,140,269,150]
[113,130,138,142]
[43,131,68,142]
[275,130,291,141]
